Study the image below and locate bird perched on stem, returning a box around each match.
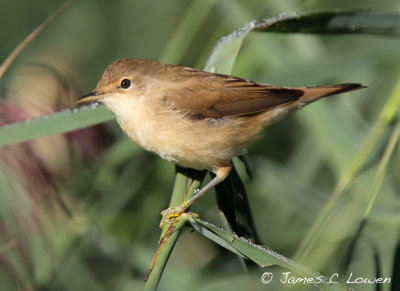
[77,58,364,226]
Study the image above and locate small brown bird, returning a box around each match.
[77,58,364,224]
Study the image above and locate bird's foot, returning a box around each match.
[159,200,195,228]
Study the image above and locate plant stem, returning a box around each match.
[144,167,206,290]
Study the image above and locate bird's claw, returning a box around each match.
[159,205,185,228]
[159,203,199,229]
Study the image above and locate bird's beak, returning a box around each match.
[76,91,102,104]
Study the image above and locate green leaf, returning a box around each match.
[205,10,400,74]
[190,217,347,291]
[204,23,252,73]
[254,10,400,35]
[295,78,400,262]
[0,104,113,147]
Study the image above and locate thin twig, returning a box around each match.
[0,0,74,79]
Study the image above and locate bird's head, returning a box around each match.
[77,58,159,105]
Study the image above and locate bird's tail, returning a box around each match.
[297,83,365,103]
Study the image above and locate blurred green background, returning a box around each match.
[1,0,400,290]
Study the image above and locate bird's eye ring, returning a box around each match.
[120,79,131,89]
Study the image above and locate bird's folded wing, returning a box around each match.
[162,71,304,118]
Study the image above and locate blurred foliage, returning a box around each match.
[1,0,400,290]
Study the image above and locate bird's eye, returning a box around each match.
[120,79,131,89]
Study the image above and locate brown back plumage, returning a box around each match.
[98,58,364,119]
[160,62,364,118]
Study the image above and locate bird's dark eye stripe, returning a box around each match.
[120,79,131,89]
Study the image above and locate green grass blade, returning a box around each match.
[363,115,400,220]
[159,0,217,64]
[0,0,74,79]
[295,77,400,261]
[205,10,400,74]
[0,104,113,147]
[190,217,348,291]
[204,22,253,73]
[254,10,400,35]
[339,108,400,270]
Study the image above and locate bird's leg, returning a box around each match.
[160,166,231,228]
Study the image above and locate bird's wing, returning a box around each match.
[162,69,304,118]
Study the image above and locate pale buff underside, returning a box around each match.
[102,92,302,172]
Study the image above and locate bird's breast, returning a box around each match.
[106,98,261,170]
